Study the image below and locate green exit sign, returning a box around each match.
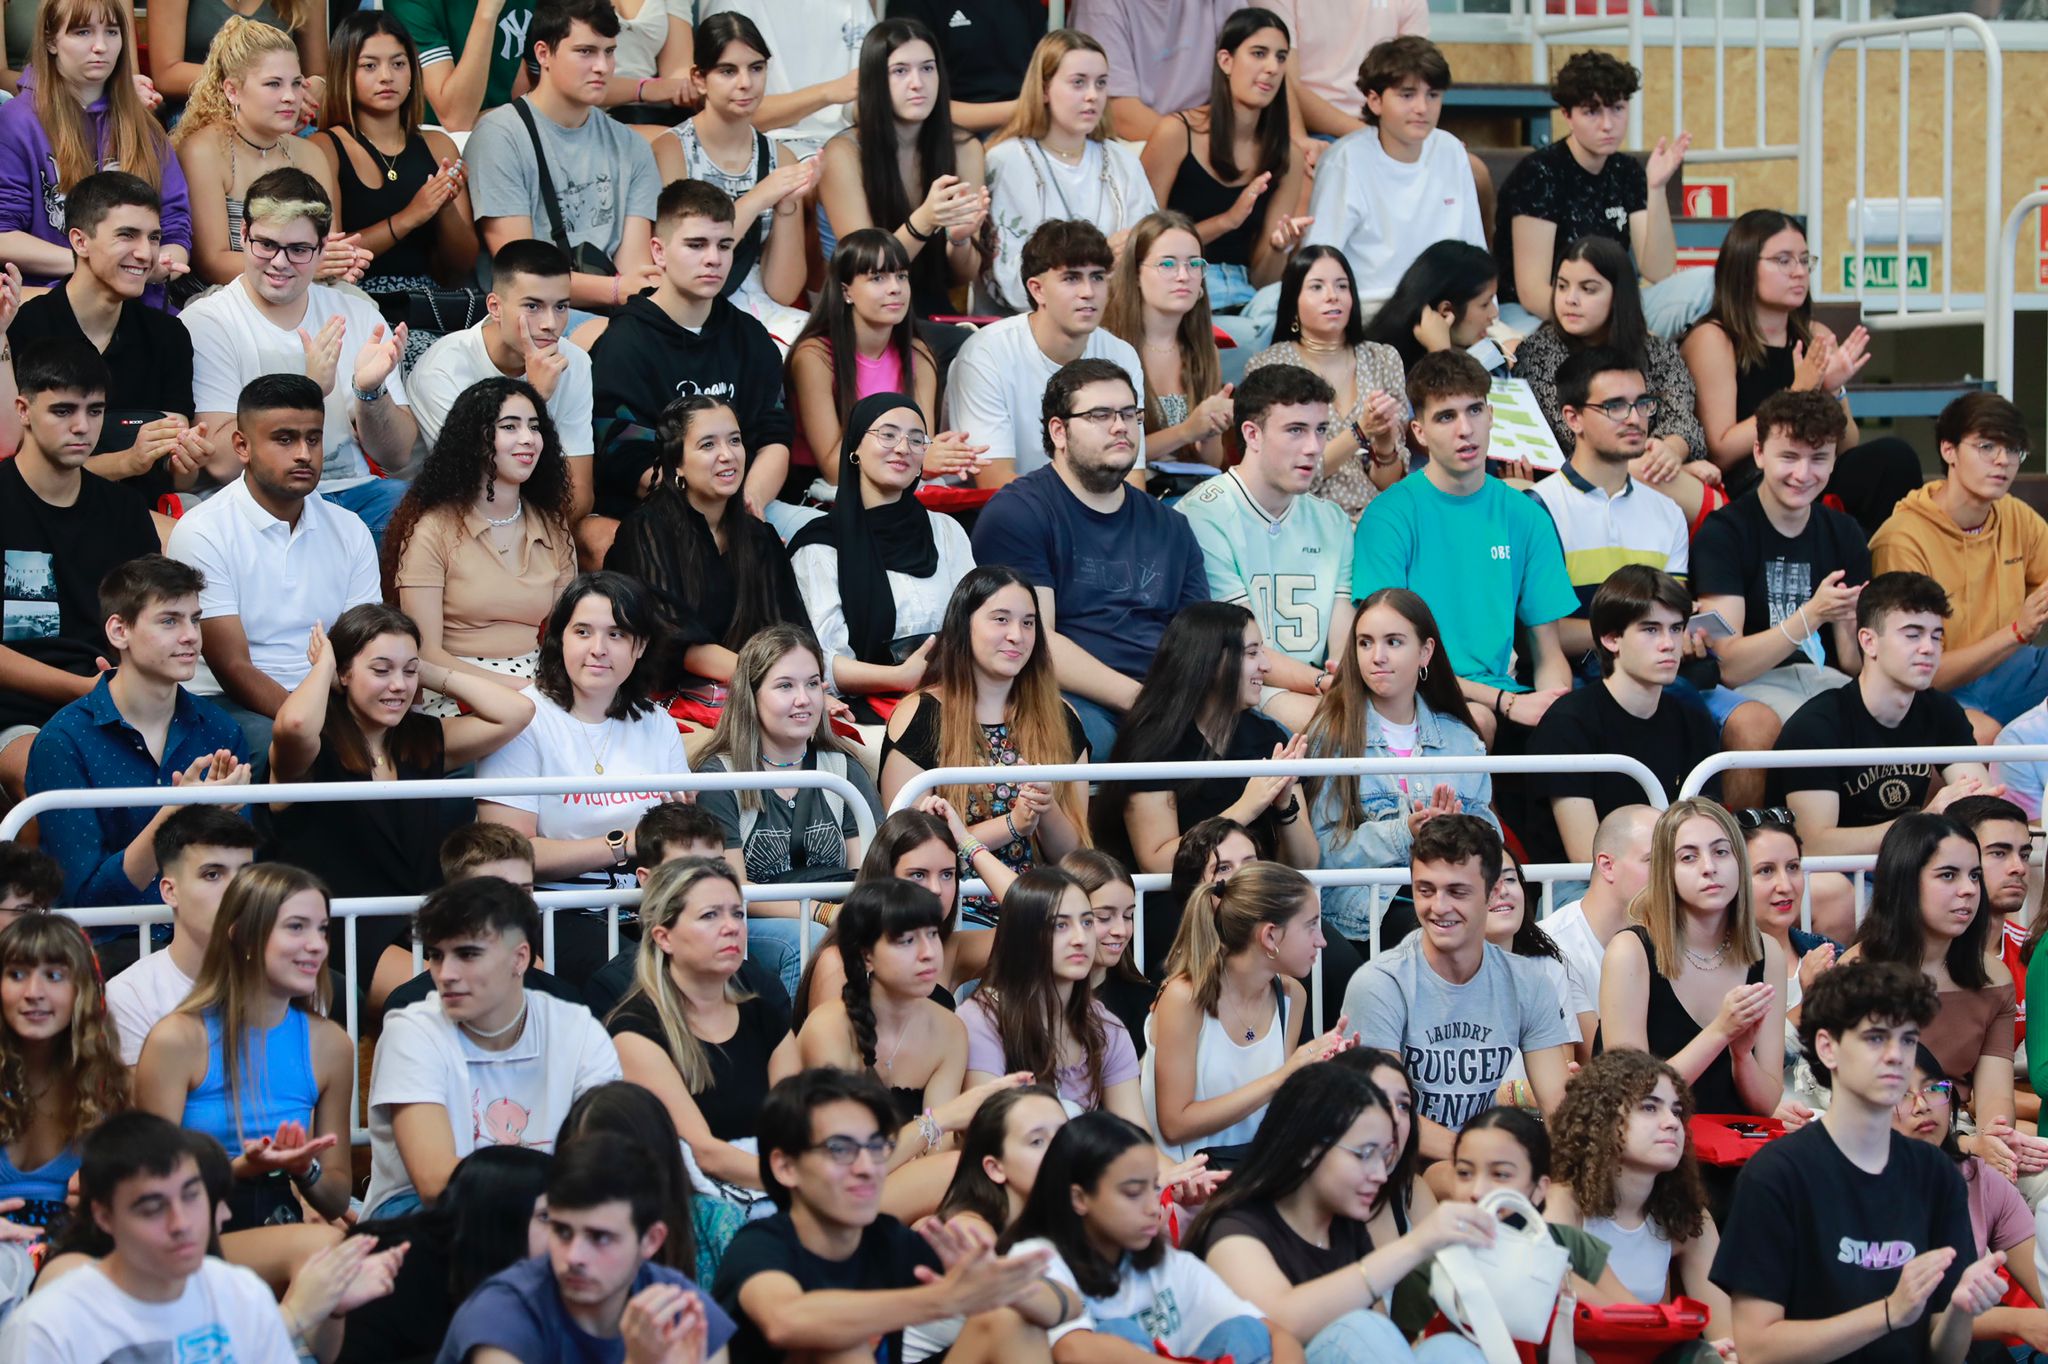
[1841,251,1932,291]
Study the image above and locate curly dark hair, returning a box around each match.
[381,377,573,599]
[1551,1049,1706,1243]
[1550,50,1640,110]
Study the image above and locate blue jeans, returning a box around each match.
[1097,1314,1273,1364]
[748,916,826,999]
[1309,1309,1487,1364]
[1951,644,2048,726]
[325,476,408,541]
[1062,692,1124,764]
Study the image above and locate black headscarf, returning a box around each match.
[788,392,939,665]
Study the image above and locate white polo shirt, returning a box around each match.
[1530,460,1691,617]
[182,278,411,492]
[406,321,596,456]
[166,476,381,696]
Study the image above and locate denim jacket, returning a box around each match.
[1311,697,1499,942]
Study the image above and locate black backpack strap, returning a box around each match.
[512,98,575,258]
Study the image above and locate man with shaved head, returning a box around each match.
[1540,802,1656,1056]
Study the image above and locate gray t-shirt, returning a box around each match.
[1342,936,1574,1131]
[465,98,661,260]
[695,753,883,882]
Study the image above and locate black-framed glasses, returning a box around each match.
[1065,405,1142,428]
[1583,395,1661,422]
[1734,806,1796,830]
[246,233,320,265]
[807,1134,897,1165]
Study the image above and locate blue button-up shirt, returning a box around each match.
[24,674,248,907]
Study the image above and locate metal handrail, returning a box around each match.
[1678,742,2039,799]
[1989,190,2048,397]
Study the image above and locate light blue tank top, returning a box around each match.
[182,1007,318,1149]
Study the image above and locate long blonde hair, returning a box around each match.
[31,0,164,191]
[609,858,755,1093]
[698,625,857,814]
[1633,798,1762,978]
[1104,211,1221,436]
[176,862,332,1142]
[175,17,301,145]
[993,28,1110,147]
[1163,861,1314,1015]
[0,915,127,1146]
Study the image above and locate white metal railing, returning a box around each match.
[1678,742,2039,798]
[1799,13,2002,327]
[1530,0,1649,147]
[1989,190,2048,396]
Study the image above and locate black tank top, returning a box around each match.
[1624,924,1766,1115]
[317,127,441,283]
[1733,339,1797,424]
[1164,112,1276,269]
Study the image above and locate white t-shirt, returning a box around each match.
[943,314,1147,475]
[1542,899,1609,1014]
[983,139,1158,314]
[1502,952,1587,1082]
[0,1258,297,1364]
[1014,1237,1263,1355]
[182,278,411,491]
[106,949,196,1066]
[165,475,381,696]
[1303,126,1485,309]
[791,512,975,694]
[363,989,622,1215]
[476,687,690,889]
[406,322,596,457]
[696,0,868,155]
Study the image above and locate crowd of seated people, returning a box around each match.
[0,0,2047,1360]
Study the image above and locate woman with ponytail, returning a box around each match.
[960,868,1143,1123]
[607,858,801,1194]
[1146,862,1353,1159]
[794,878,1027,1212]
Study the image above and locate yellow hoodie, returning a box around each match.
[1868,480,2048,649]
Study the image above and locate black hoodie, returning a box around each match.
[588,293,794,518]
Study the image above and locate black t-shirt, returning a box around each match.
[883,0,1045,105]
[13,287,196,500]
[711,1210,943,1364]
[1770,683,1974,826]
[1194,1201,1371,1282]
[1712,1123,1974,1364]
[1525,681,1720,862]
[608,989,791,1141]
[1693,493,1872,673]
[1493,140,1649,308]
[334,1228,456,1364]
[0,459,159,731]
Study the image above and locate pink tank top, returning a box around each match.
[793,342,911,469]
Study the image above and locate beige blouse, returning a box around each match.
[394,503,576,660]
[1244,338,1409,519]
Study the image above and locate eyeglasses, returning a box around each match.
[868,425,931,455]
[1146,256,1208,278]
[1065,405,1143,429]
[1334,1140,1398,1172]
[246,233,320,265]
[1896,1080,1954,1112]
[1582,395,1661,422]
[1734,806,1796,830]
[1961,438,2027,467]
[1764,251,1819,273]
[807,1134,898,1165]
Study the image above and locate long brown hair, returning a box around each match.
[1163,861,1312,1014]
[1552,1049,1707,1242]
[610,858,755,1093]
[0,915,127,1146]
[786,229,930,441]
[1303,588,1475,839]
[698,624,857,815]
[322,603,442,776]
[1705,209,1815,374]
[177,863,332,1143]
[1103,211,1221,437]
[993,28,1109,147]
[1634,797,1763,978]
[968,869,1110,1105]
[925,567,1083,831]
[1203,7,1291,184]
[31,0,164,191]
[322,10,426,133]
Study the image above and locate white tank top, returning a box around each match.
[1193,984,1290,1149]
[1582,1212,1675,1304]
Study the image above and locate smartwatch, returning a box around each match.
[605,829,629,867]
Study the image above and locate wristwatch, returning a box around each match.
[290,1157,322,1190]
[350,379,387,404]
[605,829,629,867]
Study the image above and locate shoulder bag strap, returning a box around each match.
[511,99,576,258]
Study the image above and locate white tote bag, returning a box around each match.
[1429,1188,1574,1364]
